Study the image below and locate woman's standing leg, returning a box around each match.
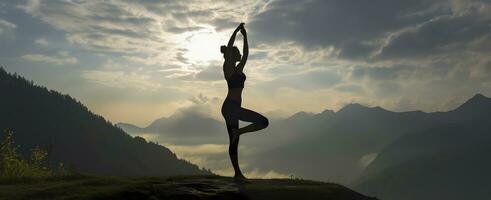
[225,119,245,178]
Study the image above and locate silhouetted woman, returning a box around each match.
[221,23,269,182]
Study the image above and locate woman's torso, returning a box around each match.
[223,63,246,104]
[226,88,243,103]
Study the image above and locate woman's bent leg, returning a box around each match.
[235,107,269,135]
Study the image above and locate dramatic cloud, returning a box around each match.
[15,0,269,69]
[379,13,491,59]
[0,19,16,35]
[194,65,223,81]
[16,0,40,13]
[260,69,343,91]
[2,0,490,127]
[250,0,443,56]
[34,38,48,46]
[21,52,78,65]
[82,70,160,91]
[165,143,289,178]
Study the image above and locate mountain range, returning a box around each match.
[119,91,491,200]
[354,94,491,200]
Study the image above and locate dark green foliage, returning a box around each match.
[0,130,52,178]
[0,67,208,177]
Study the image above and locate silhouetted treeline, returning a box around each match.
[0,67,210,176]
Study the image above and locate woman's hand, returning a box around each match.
[235,22,244,32]
[228,23,244,48]
[240,26,247,36]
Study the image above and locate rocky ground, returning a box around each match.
[0,175,378,200]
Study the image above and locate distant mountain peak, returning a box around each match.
[320,109,335,115]
[456,93,491,111]
[337,103,368,113]
[287,111,315,120]
[336,103,392,116]
[470,93,487,101]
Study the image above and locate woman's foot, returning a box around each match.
[234,174,250,183]
[231,128,240,143]
[232,128,241,135]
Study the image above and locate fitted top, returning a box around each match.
[226,71,246,89]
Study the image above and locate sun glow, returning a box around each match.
[184,30,225,64]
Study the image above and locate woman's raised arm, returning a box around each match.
[225,23,244,59]
[237,26,248,72]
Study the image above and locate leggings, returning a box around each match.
[221,98,269,155]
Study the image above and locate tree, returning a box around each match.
[0,129,52,178]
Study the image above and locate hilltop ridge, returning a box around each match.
[0,175,378,200]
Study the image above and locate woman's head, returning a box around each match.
[220,45,242,62]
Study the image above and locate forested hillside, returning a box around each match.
[0,68,209,176]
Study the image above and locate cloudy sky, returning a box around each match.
[1,0,490,127]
